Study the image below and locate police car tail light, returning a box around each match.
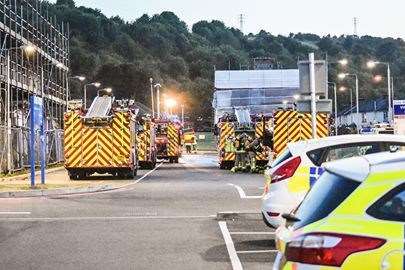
[270,156,301,183]
[286,233,386,267]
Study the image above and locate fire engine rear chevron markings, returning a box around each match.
[167,123,179,157]
[64,111,135,170]
[273,110,329,155]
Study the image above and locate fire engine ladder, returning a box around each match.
[235,108,252,127]
[83,95,114,124]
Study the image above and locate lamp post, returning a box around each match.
[328,82,338,135]
[367,61,392,123]
[339,86,354,124]
[83,82,101,109]
[154,83,162,118]
[338,73,359,131]
[149,78,155,118]
[181,105,185,124]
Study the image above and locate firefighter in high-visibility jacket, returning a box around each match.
[232,134,247,172]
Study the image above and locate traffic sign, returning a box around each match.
[393,100,405,116]
[29,96,45,187]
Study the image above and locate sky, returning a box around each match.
[63,0,405,38]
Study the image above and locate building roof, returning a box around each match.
[214,69,299,89]
[338,98,388,116]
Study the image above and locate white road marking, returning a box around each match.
[230,231,275,235]
[58,162,164,197]
[236,250,278,254]
[0,212,31,215]
[227,183,262,199]
[219,221,243,270]
[0,214,217,222]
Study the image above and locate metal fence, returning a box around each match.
[0,125,64,173]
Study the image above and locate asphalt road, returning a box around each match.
[0,154,274,270]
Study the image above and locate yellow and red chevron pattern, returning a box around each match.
[64,111,134,168]
[273,110,329,156]
[218,122,235,161]
[137,122,151,162]
[167,123,180,157]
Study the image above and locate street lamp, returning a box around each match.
[338,73,359,131]
[154,83,162,118]
[70,75,86,82]
[339,86,354,125]
[83,82,101,109]
[367,60,392,123]
[328,82,338,135]
[337,58,349,66]
[149,78,155,118]
[165,98,177,115]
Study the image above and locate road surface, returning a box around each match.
[0,154,275,270]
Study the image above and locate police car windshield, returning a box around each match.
[293,171,361,229]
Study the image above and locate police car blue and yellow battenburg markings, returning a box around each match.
[281,169,405,270]
[273,110,329,156]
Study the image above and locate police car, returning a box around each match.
[262,134,405,228]
[273,151,405,270]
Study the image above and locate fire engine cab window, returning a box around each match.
[324,143,379,162]
[293,172,361,229]
[367,183,405,222]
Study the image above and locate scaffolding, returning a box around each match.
[0,0,69,173]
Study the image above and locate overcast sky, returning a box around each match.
[64,0,404,38]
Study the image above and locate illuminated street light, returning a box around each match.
[373,75,383,83]
[84,82,102,109]
[339,86,347,92]
[367,60,393,123]
[338,58,348,66]
[21,44,36,55]
[338,73,347,80]
[165,98,177,108]
[338,72,359,130]
[367,61,377,69]
[104,87,112,93]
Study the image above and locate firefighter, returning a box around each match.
[246,136,261,173]
[231,134,246,172]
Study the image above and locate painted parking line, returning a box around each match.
[219,221,243,270]
[0,212,31,215]
[230,231,275,235]
[57,163,164,198]
[228,183,262,199]
[236,250,278,254]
